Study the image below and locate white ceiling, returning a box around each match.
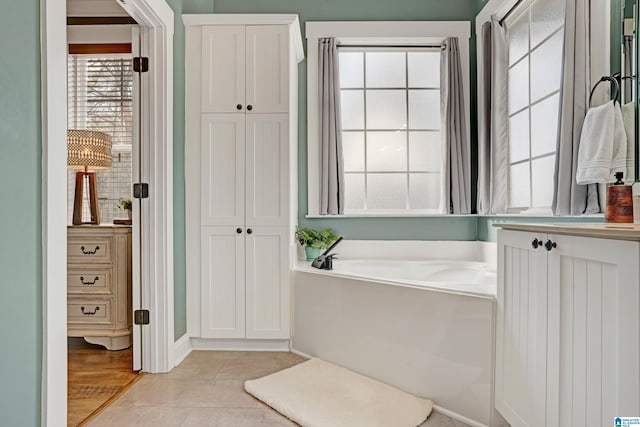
[67,0,129,17]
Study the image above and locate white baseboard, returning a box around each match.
[433,405,487,427]
[190,338,291,352]
[171,334,192,368]
[290,347,312,359]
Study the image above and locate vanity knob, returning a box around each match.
[246,104,253,111]
[531,238,542,249]
[247,228,253,234]
[544,239,557,251]
[236,227,242,234]
[236,104,243,110]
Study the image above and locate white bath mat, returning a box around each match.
[244,358,432,427]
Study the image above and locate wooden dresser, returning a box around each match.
[67,225,132,350]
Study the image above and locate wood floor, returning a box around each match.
[68,338,141,426]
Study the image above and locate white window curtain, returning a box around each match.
[477,16,509,215]
[552,0,601,215]
[441,37,470,214]
[318,37,345,215]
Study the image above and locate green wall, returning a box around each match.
[0,0,42,425]
[213,0,481,242]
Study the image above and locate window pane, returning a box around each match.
[409,173,440,209]
[409,131,441,172]
[367,173,407,209]
[509,109,530,163]
[341,90,365,129]
[509,162,531,208]
[345,173,365,210]
[531,155,555,207]
[508,57,529,113]
[530,30,563,102]
[408,90,440,129]
[530,0,565,48]
[531,93,559,157]
[366,90,407,129]
[408,52,440,88]
[366,52,406,88]
[509,10,530,65]
[367,131,407,171]
[342,131,365,172]
[339,52,364,88]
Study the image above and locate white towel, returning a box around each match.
[577,100,630,184]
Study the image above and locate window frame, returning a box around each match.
[305,21,471,217]
[476,0,612,216]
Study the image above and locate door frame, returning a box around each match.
[41,0,174,425]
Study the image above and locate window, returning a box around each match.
[505,0,565,212]
[67,53,134,223]
[305,21,471,217]
[338,47,443,213]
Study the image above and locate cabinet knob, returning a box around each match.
[531,239,542,249]
[247,228,253,234]
[236,104,243,110]
[246,104,253,111]
[544,239,557,251]
[236,227,242,234]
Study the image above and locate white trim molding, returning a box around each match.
[190,338,291,352]
[171,333,193,368]
[42,0,174,424]
[305,21,472,216]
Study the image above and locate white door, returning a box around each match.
[201,26,246,113]
[245,25,289,113]
[245,226,290,339]
[200,226,246,338]
[546,234,640,427]
[496,229,549,427]
[200,114,245,226]
[245,114,289,226]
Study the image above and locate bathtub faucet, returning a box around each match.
[311,237,343,270]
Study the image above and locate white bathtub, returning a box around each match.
[292,240,501,427]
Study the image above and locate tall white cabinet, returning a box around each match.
[184,15,304,347]
[496,225,640,427]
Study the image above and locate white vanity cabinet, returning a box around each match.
[184,15,303,346]
[496,226,640,427]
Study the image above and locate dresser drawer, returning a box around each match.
[67,299,113,326]
[68,237,113,264]
[67,268,112,295]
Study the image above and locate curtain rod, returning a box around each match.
[337,44,443,49]
[499,0,525,25]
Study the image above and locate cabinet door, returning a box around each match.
[245,114,289,227]
[201,114,245,226]
[200,226,245,338]
[245,226,290,339]
[201,26,246,113]
[546,234,640,427]
[496,229,549,427]
[245,25,289,113]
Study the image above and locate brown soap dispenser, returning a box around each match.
[605,172,633,223]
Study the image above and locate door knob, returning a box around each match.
[236,227,242,234]
[544,239,557,251]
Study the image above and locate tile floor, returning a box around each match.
[88,351,469,427]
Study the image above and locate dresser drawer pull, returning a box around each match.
[80,246,100,255]
[80,276,99,286]
[81,306,100,315]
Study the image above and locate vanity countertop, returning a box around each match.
[494,222,640,241]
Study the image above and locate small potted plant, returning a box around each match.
[295,227,340,260]
[118,198,133,219]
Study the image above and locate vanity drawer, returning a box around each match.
[68,237,113,264]
[67,299,113,326]
[67,268,112,295]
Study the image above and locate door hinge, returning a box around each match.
[133,57,149,73]
[133,183,149,199]
[134,309,150,325]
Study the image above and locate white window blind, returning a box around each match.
[67,53,134,223]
